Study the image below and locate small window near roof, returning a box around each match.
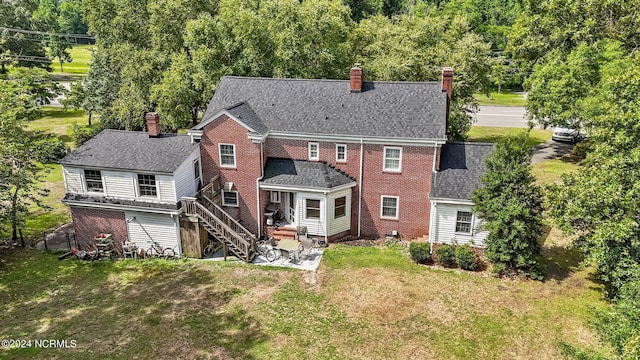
[383,146,402,172]
[222,191,239,207]
[336,144,346,162]
[455,211,473,234]
[84,169,103,192]
[219,144,236,167]
[138,174,157,197]
[308,142,319,161]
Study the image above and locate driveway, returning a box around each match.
[475,106,528,128]
[531,140,574,163]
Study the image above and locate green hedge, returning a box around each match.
[409,242,430,264]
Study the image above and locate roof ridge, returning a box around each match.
[221,75,440,85]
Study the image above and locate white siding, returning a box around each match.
[157,175,176,202]
[63,166,83,193]
[296,192,326,237]
[328,189,351,236]
[125,211,181,256]
[174,148,201,200]
[103,171,136,198]
[432,203,488,247]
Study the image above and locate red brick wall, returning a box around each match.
[70,207,128,254]
[200,115,263,233]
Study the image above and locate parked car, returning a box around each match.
[552,126,584,143]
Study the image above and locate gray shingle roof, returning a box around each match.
[63,193,180,210]
[225,102,269,134]
[199,76,447,139]
[60,129,198,173]
[261,158,356,190]
[430,142,495,200]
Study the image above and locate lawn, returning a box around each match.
[51,44,94,76]
[531,158,580,184]
[0,242,609,359]
[28,107,90,148]
[467,126,552,148]
[474,92,527,107]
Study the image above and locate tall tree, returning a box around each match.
[0,0,51,72]
[472,133,544,279]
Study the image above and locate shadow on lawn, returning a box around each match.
[0,249,268,359]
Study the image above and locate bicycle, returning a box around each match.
[146,241,178,260]
[255,237,279,262]
[202,238,222,258]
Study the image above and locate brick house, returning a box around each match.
[60,66,491,259]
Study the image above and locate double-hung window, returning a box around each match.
[336,144,347,162]
[222,191,239,207]
[84,169,103,192]
[455,211,473,234]
[219,144,236,167]
[334,196,346,218]
[138,174,157,197]
[270,191,280,203]
[383,146,402,172]
[305,199,321,219]
[308,142,319,161]
[193,159,200,180]
[380,196,399,219]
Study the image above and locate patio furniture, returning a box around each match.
[299,238,314,260]
[122,240,137,259]
[276,239,300,263]
[295,226,307,240]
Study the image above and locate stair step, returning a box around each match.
[273,229,297,236]
[274,235,297,241]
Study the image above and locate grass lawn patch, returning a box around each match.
[0,240,611,359]
[51,45,94,76]
[531,158,580,184]
[28,107,90,148]
[467,126,552,148]
[474,92,527,107]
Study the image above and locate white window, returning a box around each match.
[84,169,103,192]
[308,142,319,160]
[270,191,280,203]
[334,196,346,218]
[380,196,399,219]
[336,144,347,162]
[305,199,321,219]
[222,191,239,207]
[137,174,157,197]
[455,211,473,234]
[383,146,402,172]
[219,144,236,167]
[193,158,200,180]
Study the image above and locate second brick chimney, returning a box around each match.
[441,67,453,101]
[350,63,363,93]
[145,112,161,138]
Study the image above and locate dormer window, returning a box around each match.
[138,174,157,197]
[84,169,103,192]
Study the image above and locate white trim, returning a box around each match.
[193,110,257,133]
[428,200,436,254]
[218,143,237,168]
[193,158,201,182]
[222,190,239,207]
[429,197,474,206]
[383,146,402,172]
[380,195,399,219]
[454,210,474,235]
[336,144,347,162]
[308,142,319,161]
[259,182,356,194]
[303,198,322,221]
[62,200,181,215]
[82,169,106,195]
[268,131,447,146]
[136,173,160,200]
[270,191,280,203]
[334,195,347,219]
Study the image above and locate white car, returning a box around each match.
[552,126,583,143]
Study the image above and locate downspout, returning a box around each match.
[429,146,439,254]
[357,137,364,238]
[256,141,265,237]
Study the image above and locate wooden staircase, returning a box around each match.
[273,228,297,241]
[181,179,256,262]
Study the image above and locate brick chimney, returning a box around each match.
[441,67,453,128]
[350,63,363,93]
[145,112,161,138]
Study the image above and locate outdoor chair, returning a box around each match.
[296,226,307,240]
[122,240,137,259]
[298,238,314,260]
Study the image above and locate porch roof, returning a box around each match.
[261,158,355,190]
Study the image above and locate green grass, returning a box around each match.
[467,126,552,148]
[51,44,94,75]
[531,158,580,184]
[27,107,90,148]
[0,243,611,359]
[474,91,527,107]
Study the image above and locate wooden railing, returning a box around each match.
[181,197,255,262]
[200,175,222,206]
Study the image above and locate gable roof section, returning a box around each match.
[430,142,495,201]
[198,76,448,140]
[261,158,356,190]
[60,129,198,173]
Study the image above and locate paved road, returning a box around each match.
[475,106,528,128]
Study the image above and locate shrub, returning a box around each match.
[435,244,456,268]
[455,244,478,271]
[409,242,430,264]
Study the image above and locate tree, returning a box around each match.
[62,81,98,125]
[0,0,51,72]
[547,56,640,298]
[10,67,62,105]
[48,36,72,72]
[58,0,88,35]
[0,75,64,242]
[472,132,544,279]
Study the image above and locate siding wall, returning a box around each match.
[174,148,201,201]
[103,171,136,198]
[125,211,181,256]
[431,202,488,247]
[63,166,83,193]
[296,192,327,237]
[157,175,176,202]
[327,189,351,236]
